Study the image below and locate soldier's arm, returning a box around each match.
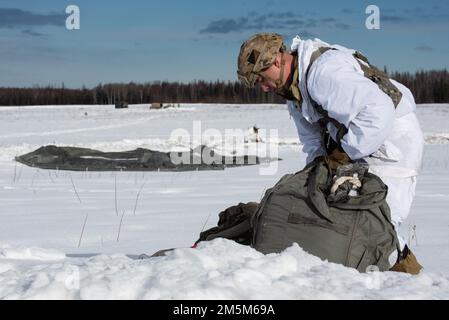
[287,101,326,163]
[307,50,395,160]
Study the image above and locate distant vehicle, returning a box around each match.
[151,102,163,109]
[150,102,177,109]
[115,101,128,109]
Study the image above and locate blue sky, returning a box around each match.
[0,0,448,88]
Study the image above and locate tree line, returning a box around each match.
[0,69,448,106]
[390,70,449,104]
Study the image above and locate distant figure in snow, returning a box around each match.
[246,125,263,143]
[238,33,424,274]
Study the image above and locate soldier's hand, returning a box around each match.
[325,148,351,170]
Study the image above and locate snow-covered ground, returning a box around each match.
[0,103,448,299]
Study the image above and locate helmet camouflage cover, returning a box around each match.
[237,33,285,88]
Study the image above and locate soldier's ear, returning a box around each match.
[273,53,282,68]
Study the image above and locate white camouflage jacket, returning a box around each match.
[287,36,424,178]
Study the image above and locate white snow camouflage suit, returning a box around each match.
[286,36,424,250]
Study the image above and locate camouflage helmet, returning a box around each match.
[237,33,286,88]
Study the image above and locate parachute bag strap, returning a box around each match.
[306,160,334,222]
[195,202,258,246]
[203,219,251,243]
[195,218,252,246]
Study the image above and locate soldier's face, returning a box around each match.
[256,65,280,92]
[255,54,283,92]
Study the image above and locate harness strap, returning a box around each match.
[352,51,403,108]
[305,48,348,152]
[304,47,402,153]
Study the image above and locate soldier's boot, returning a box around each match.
[390,245,423,275]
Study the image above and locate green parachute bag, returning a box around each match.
[251,159,400,272]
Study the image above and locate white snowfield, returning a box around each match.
[1,103,449,299]
[2,239,449,300]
